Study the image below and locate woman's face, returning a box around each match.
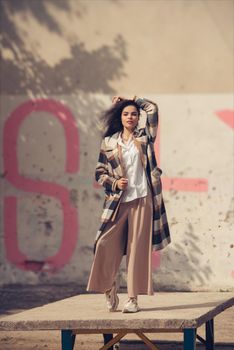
[121,105,139,131]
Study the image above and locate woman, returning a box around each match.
[86,95,171,313]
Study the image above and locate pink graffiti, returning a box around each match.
[3,99,79,272]
[155,118,208,192]
[216,110,234,129]
[162,177,208,192]
[152,251,160,271]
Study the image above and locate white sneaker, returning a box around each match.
[105,281,119,312]
[122,297,140,313]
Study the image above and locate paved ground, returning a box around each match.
[0,284,233,350]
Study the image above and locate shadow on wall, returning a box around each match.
[156,222,213,291]
[0,0,127,95]
[118,222,213,292]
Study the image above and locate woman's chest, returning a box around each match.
[121,142,140,167]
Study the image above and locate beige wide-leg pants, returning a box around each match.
[86,183,154,297]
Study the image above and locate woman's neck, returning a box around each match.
[121,128,133,140]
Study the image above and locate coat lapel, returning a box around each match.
[132,137,147,170]
[104,132,119,149]
[105,132,123,177]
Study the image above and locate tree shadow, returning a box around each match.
[0,0,127,95]
[154,221,213,291]
[118,221,213,292]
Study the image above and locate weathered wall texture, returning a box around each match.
[0,0,233,291]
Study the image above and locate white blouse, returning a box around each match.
[117,132,148,203]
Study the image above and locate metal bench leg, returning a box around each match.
[184,328,196,350]
[103,334,113,350]
[61,330,76,350]
[206,319,214,350]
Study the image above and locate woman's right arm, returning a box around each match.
[95,139,120,193]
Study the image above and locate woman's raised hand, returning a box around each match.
[112,95,135,104]
[116,177,128,190]
[112,96,124,104]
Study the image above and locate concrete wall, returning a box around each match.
[0,0,233,291]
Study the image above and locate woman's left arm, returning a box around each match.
[134,96,159,143]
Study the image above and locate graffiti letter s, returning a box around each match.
[3,99,79,272]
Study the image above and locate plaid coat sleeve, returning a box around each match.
[134,96,159,143]
[95,139,119,193]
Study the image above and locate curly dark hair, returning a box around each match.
[100,99,140,138]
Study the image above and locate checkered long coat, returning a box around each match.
[93,97,171,253]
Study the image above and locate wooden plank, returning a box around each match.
[99,332,127,350]
[135,331,160,350]
[72,328,183,334]
[195,297,234,328]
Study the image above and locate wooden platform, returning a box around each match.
[0,292,233,350]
